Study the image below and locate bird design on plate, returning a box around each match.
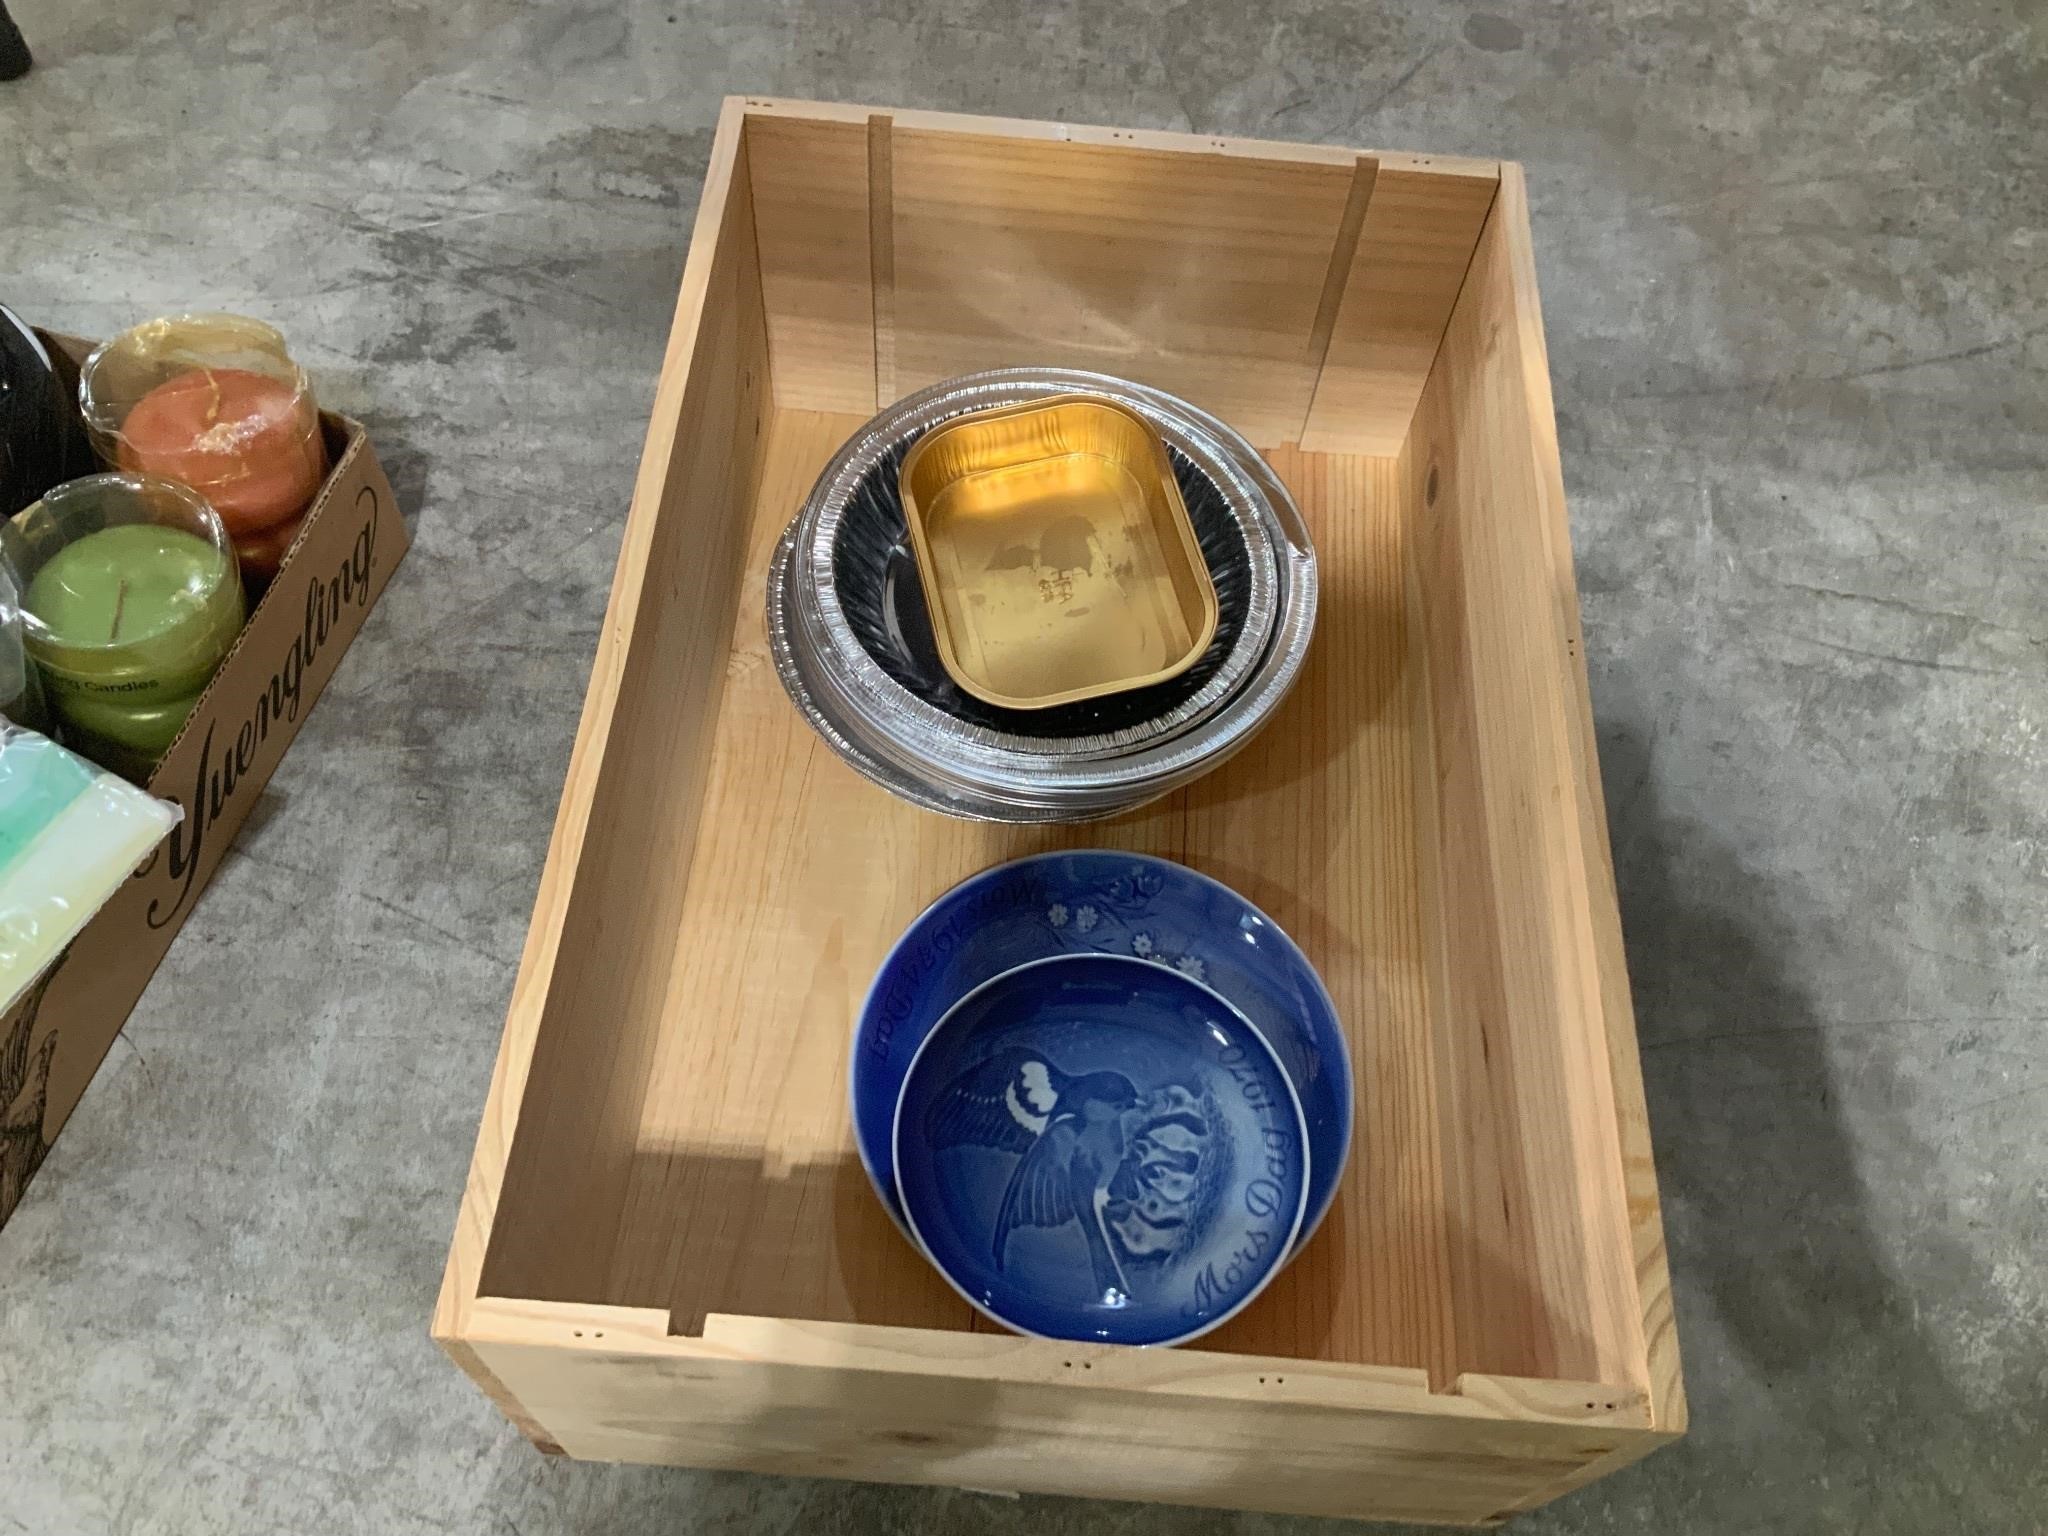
[924,1047,1223,1304]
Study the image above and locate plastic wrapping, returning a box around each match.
[78,314,327,580]
[0,722,181,1013]
[0,301,98,520]
[4,472,244,779]
[0,558,50,734]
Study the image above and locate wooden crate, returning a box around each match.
[434,96,1685,1527]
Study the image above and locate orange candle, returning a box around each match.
[232,508,307,582]
[81,316,332,587]
[116,367,325,536]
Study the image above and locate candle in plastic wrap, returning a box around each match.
[6,472,244,780]
[78,314,327,584]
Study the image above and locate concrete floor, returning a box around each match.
[2,1,2044,1530]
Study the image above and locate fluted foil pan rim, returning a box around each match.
[769,368,1319,817]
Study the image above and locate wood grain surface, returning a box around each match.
[603,412,1457,1383]
[1400,165,1653,1398]
[738,99,1498,453]
[1302,159,1499,455]
[439,98,1683,1528]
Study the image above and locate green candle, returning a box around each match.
[10,474,244,776]
[27,523,236,677]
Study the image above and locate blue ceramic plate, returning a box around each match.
[854,852,1350,1244]
[894,953,1309,1346]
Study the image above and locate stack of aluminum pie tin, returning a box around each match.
[768,368,1317,822]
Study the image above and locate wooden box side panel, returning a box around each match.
[462,105,772,1308]
[884,125,1354,445]
[1302,165,1499,456]
[462,1326,1655,1527]
[1485,166,1685,1432]
[1399,167,1677,1418]
[737,99,1497,455]
[744,111,877,416]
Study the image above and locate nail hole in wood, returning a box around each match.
[1426,464,1440,506]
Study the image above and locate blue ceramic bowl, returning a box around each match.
[854,851,1350,1244]
[894,953,1308,1346]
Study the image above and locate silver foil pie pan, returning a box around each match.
[768,368,1318,822]
[792,369,1281,766]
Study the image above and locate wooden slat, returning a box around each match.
[1299,155,1380,410]
[738,94,1398,170]
[866,113,897,405]
[1398,169,1666,1405]
[884,126,1356,445]
[744,110,876,415]
[1491,163,1685,1434]
[1302,159,1498,455]
[444,98,772,1311]
[458,1300,1642,1422]
[457,1301,1660,1527]
[475,1340,1586,1525]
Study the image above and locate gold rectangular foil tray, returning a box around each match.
[897,395,1220,711]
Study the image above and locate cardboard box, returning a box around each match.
[0,333,409,1227]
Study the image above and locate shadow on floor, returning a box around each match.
[350,405,428,539]
[1527,716,2039,1530]
[1601,719,1952,1375]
